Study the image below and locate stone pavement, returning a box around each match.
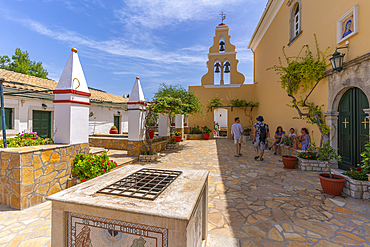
[0,139,370,246]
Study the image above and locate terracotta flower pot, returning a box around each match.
[174,136,182,142]
[109,128,118,134]
[148,130,155,139]
[318,173,346,196]
[203,133,210,140]
[282,156,298,169]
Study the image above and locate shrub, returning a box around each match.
[72,151,117,182]
[343,167,370,181]
[190,125,203,134]
[202,126,212,134]
[298,142,318,160]
[0,133,53,148]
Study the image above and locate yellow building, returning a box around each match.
[189,23,257,138]
[189,1,370,170]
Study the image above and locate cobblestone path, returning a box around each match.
[0,139,370,246]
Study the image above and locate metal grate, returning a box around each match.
[96,168,182,200]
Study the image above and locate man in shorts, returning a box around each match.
[254,116,269,161]
[231,117,243,157]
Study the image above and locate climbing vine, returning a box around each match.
[230,99,260,128]
[207,95,223,112]
[268,34,331,146]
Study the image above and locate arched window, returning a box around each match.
[294,5,300,37]
[289,1,302,45]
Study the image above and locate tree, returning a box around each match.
[153,84,203,117]
[0,48,49,79]
[268,35,330,146]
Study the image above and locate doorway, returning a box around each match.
[33,110,51,138]
[214,108,228,137]
[338,87,369,170]
[114,116,121,134]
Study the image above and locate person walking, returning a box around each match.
[231,117,243,157]
[253,116,269,161]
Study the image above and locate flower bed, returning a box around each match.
[72,151,118,182]
[1,132,53,148]
[332,169,370,200]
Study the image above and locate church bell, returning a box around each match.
[219,41,225,52]
[214,63,221,73]
[224,62,230,73]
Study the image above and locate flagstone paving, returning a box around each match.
[0,139,370,246]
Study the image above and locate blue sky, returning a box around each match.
[0,0,267,99]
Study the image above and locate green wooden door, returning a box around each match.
[114,116,120,134]
[338,88,369,170]
[33,111,51,138]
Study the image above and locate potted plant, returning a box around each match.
[202,126,212,140]
[281,135,297,169]
[184,122,188,127]
[243,128,252,141]
[317,143,344,195]
[147,119,156,139]
[109,126,118,134]
[171,123,175,126]
[174,131,182,142]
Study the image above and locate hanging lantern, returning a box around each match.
[214,63,221,73]
[219,41,225,52]
[330,49,345,72]
[224,62,230,73]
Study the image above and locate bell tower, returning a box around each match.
[201,22,245,85]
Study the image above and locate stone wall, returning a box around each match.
[89,136,128,150]
[127,136,171,157]
[0,143,88,209]
[297,158,338,172]
[187,134,203,140]
[332,169,370,200]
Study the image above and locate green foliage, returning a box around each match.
[298,142,318,160]
[282,135,294,146]
[89,112,94,118]
[201,126,212,134]
[1,48,49,79]
[207,95,223,112]
[72,151,117,182]
[110,126,117,129]
[153,84,202,117]
[344,140,370,181]
[142,151,156,155]
[0,133,53,148]
[343,167,370,181]
[317,142,341,163]
[230,99,259,109]
[174,131,181,136]
[190,125,203,134]
[268,35,331,142]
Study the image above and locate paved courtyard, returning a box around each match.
[1,139,370,246]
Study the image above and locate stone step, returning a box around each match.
[89,147,106,155]
[206,235,240,247]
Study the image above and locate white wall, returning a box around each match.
[214,108,228,127]
[88,105,128,135]
[0,96,128,138]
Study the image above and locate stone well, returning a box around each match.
[48,165,208,247]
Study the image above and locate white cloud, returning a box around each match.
[115,0,248,28]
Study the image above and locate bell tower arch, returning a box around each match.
[201,23,245,85]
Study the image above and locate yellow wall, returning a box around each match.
[188,85,257,138]
[189,1,370,142]
[252,0,370,143]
